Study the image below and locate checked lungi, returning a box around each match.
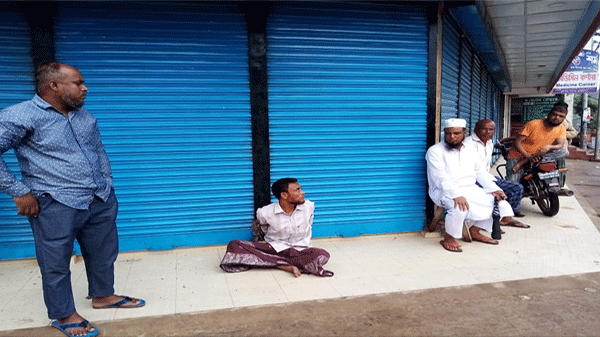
[493,177,523,214]
[220,240,333,277]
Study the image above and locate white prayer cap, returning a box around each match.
[443,118,467,129]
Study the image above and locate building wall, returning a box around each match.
[0,1,506,259]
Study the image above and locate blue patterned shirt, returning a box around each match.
[0,95,112,210]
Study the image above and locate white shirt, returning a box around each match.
[463,134,493,171]
[256,200,314,252]
[425,141,499,204]
[463,134,498,182]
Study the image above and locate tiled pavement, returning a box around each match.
[1,186,600,332]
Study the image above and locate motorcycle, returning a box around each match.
[494,138,571,217]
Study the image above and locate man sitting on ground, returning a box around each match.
[464,119,529,227]
[506,102,569,187]
[426,118,515,253]
[220,178,333,277]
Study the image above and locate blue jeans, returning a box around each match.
[28,189,119,319]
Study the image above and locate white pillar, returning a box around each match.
[564,93,574,123]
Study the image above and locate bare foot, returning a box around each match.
[512,157,529,173]
[277,265,301,277]
[427,207,445,232]
[55,312,96,337]
[92,294,144,308]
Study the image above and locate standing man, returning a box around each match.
[506,102,568,184]
[220,177,333,277]
[464,119,529,226]
[426,119,515,253]
[0,63,144,337]
[557,101,578,187]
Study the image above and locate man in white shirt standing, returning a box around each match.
[426,118,515,252]
[464,119,530,228]
[220,177,333,277]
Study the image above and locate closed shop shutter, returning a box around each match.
[458,39,474,130]
[442,14,503,137]
[470,57,482,132]
[0,10,35,259]
[53,3,253,253]
[482,72,491,120]
[267,3,428,236]
[440,18,461,128]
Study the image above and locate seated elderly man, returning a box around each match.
[220,177,333,277]
[426,118,515,252]
[464,119,529,227]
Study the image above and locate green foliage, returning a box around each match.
[573,94,598,130]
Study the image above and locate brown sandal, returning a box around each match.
[471,234,499,245]
[440,240,462,252]
[501,220,530,228]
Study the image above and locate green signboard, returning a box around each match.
[522,97,559,123]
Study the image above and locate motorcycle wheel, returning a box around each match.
[535,192,560,216]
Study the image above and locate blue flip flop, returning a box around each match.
[52,319,98,337]
[92,295,145,309]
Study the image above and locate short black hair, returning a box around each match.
[35,62,65,94]
[552,101,568,112]
[474,119,495,131]
[272,177,298,200]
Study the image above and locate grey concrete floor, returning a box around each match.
[2,158,600,337]
[3,272,600,337]
[566,158,600,230]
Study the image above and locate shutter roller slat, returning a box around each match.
[268,3,428,237]
[54,3,253,252]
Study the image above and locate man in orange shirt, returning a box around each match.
[505,102,568,182]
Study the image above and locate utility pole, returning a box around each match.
[596,107,600,160]
[593,32,600,159]
[582,93,588,151]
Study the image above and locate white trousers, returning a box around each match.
[436,185,514,239]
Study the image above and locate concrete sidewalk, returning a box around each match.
[1,184,600,335]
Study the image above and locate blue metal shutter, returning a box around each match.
[487,74,496,121]
[442,15,504,164]
[482,72,491,120]
[441,18,461,128]
[444,14,503,135]
[458,39,473,131]
[489,87,494,122]
[492,81,501,122]
[471,57,482,132]
[489,73,494,120]
[267,4,428,236]
[54,3,253,252]
[0,10,35,260]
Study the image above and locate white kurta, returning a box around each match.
[464,134,494,172]
[464,134,500,183]
[425,141,513,238]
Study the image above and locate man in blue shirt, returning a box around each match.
[0,63,144,337]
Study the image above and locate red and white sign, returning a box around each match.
[553,50,599,94]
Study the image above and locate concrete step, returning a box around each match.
[567,145,595,161]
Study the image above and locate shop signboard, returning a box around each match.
[552,50,599,94]
[522,96,559,123]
